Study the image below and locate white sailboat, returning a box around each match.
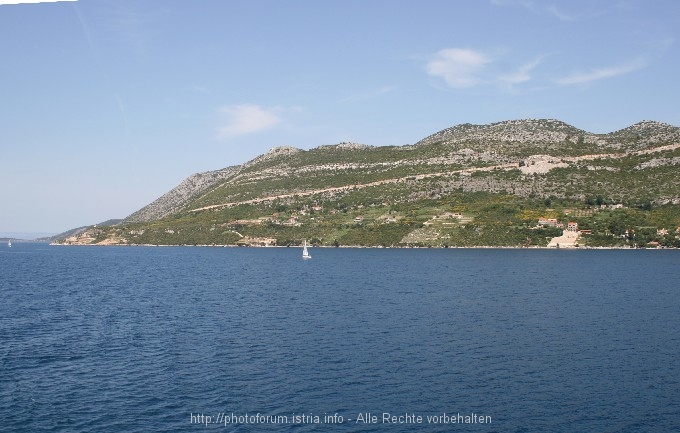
[302,240,311,259]
[7,240,11,248]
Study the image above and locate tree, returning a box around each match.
[608,219,626,236]
[639,200,653,211]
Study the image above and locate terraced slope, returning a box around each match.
[54,119,680,248]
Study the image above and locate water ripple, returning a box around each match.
[1,246,679,432]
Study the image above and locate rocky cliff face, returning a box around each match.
[123,166,241,223]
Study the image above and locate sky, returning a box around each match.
[1,0,679,237]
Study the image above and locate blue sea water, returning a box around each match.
[1,244,679,432]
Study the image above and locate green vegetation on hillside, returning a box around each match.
[79,191,680,248]
[54,119,680,248]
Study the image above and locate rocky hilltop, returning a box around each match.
[55,119,680,248]
[123,166,240,223]
[416,119,599,146]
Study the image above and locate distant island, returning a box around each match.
[2,236,51,244]
[52,119,680,248]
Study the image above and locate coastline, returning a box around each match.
[49,242,668,250]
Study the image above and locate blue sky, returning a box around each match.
[1,0,679,236]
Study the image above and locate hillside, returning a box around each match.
[54,119,680,248]
[124,166,240,223]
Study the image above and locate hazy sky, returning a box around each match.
[1,0,679,236]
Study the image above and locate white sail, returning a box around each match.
[302,240,311,259]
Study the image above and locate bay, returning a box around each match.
[1,244,679,432]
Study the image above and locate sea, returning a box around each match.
[1,244,678,432]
